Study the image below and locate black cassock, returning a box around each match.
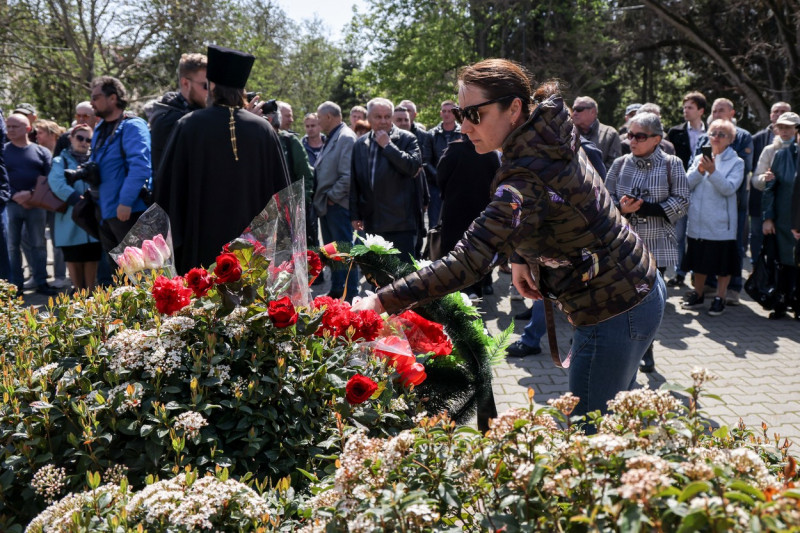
[155,106,290,274]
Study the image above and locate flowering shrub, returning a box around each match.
[0,242,424,530]
[300,370,800,532]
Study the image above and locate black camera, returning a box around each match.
[259,98,278,115]
[64,161,101,188]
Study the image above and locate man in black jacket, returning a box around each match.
[350,98,423,262]
[424,101,464,228]
[149,53,208,176]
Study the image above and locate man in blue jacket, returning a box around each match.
[90,76,151,252]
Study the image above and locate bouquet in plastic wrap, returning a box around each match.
[110,204,176,284]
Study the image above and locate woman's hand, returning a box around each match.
[619,195,643,214]
[763,219,776,235]
[699,155,715,175]
[511,263,542,300]
[351,293,385,313]
[763,168,775,183]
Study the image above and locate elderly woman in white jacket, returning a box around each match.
[681,119,745,316]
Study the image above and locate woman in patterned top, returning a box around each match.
[354,59,666,421]
[605,112,689,372]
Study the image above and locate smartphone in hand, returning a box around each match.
[701,145,713,160]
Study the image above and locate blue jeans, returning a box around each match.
[675,214,687,276]
[427,184,442,227]
[320,202,359,297]
[520,299,546,348]
[0,204,10,281]
[7,202,49,289]
[749,215,764,263]
[569,273,666,420]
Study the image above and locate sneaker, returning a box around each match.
[666,275,685,288]
[514,307,533,320]
[35,284,59,296]
[23,277,37,290]
[708,296,726,316]
[509,285,523,301]
[681,291,705,309]
[726,290,740,306]
[51,277,71,289]
[506,340,542,357]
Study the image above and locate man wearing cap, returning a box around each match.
[149,53,208,176]
[571,96,621,169]
[619,103,641,136]
[155,44,290,274]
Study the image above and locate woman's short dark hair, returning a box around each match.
[91,76,128,109]
[70,124,92,137]
[457,59,561,120]
[211,84,246,107]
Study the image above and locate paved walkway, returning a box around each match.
[480,269,800,444]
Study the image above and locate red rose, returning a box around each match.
[399,311,453,357]
[307,250,323,284]
[398,361,427,387]
[185,267,214,298]
[214,253,242,284]
[268,296,298,328]
[345,374,378,404]
[151,275,192,315]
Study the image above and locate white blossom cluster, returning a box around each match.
[485,407,557,440]
[728,447,775,489]
[547,392,580,416]
[222,306,248,338]
[389,397,408,411]
[618,454,674,501]
[606,388,682,418]
[105,327,185,377]
[690,366,717,387]
[173,411,208,439]
[103,464,128,484]
[31,362,58,382]
[208,364,231,384]
[125,473,269,529]
[110,286,136,299]
[30,464,66,503]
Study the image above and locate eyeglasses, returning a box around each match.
[74,135,91,143]
[572,106,590,113]
[452,95,518,125]
[627,131,659,142]
[186,78,208,91]
[707,131,728,139]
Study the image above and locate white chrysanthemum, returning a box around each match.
[173,411,208,439]
[459,292,474,308]
[362,233,394,250]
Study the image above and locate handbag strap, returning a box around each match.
[530,263,570,368]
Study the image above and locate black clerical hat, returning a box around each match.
[206,45,255,89]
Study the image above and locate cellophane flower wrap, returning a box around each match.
[238,180,310,307]
[110,204,176,284]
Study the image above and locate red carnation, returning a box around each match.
[214,252,242,284]
[345,374,378,404]
[307,250,323,284]
[398,310,453,357]
[321,242,346,262]
[245,237,266,256]
[151,275,192,315]
[268,296,298,328]
[185,267,214,298]
[355,309,384,341]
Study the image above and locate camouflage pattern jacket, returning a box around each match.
[377,96,657,326]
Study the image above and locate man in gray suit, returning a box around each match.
[572,96,622,170]
[314,101,359,299]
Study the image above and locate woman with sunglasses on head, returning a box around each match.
[680,119,744,316]
[605,112,689,373]
[354,59,666,422]
[47,124,102,292]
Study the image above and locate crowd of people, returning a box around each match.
[0,48,798,403]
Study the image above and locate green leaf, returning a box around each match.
[677,511,708,533]
[296,468,319,482]
[712,426,729,439]
[723,491,754,506]
[617,504,644,533]
[727,480,765,501]
[485,321,515,366]
[678,481,712,502]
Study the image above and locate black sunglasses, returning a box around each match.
[572,106,591,113]
[74,134,91,143]
[452,95,518,125]
[627,131,659,142]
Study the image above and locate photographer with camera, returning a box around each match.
[89,76,152,253]
[48,124,102,292]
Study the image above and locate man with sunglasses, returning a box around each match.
[149,53,208,176]
[571,96,622,170]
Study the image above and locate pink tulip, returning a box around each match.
[123,246,145,272]
[152,234,171,261]
[142,240,165,269]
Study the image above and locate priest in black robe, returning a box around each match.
[155,44,290,274]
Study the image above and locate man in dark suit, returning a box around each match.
[665,91,707,288]
[350,98,423,262]
[750,101,791,261]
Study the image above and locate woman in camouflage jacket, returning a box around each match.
[354,59,666,419]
